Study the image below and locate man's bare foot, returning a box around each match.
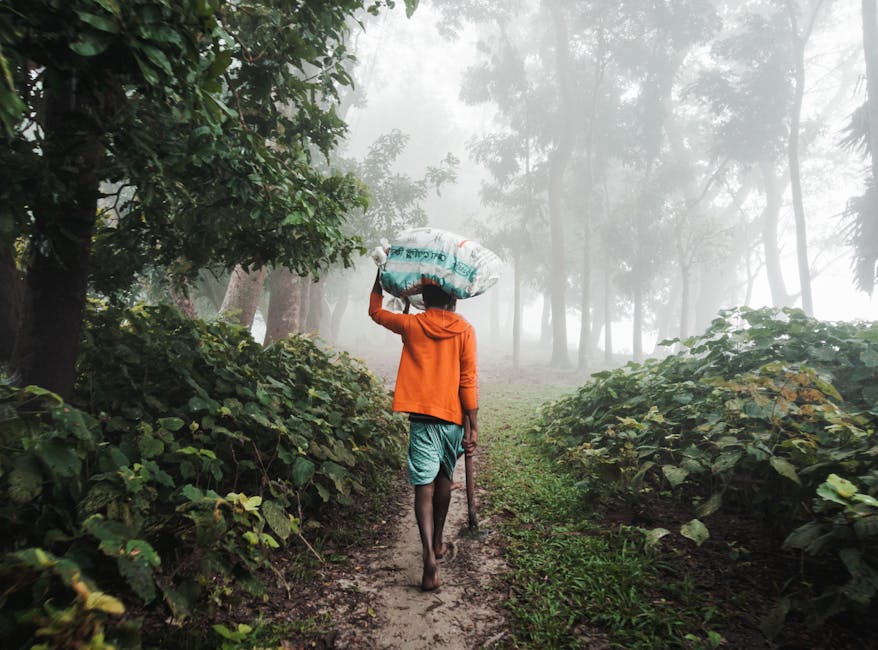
[434,541,454,560]
[421,563,440,591]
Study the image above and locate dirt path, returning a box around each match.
[317,451,509,649]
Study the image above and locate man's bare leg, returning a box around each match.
[414,483,439,590]
[433,469,453,559]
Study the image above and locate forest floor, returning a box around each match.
[312,452,510,649]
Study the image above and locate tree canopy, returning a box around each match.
[0,0,416,397]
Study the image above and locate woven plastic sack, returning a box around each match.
[379,227,502,301]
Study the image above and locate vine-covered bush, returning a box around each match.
[0,304,405,648]
[535,307,878,629]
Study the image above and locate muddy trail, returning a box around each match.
[315,452,509,649]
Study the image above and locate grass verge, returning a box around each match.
[481,381,721,649]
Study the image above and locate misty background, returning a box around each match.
[245,0,873,374]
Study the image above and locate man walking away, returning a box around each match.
[369,274,478,591]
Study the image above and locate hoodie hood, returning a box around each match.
[417,308,470,339]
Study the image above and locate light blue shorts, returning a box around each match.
[407,420,465,486]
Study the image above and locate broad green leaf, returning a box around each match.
[860,348,878,368]
[711,449,742,474]
[680,519,709,547]
[76,10,119,33]
[89,0,122,17]
[138,434,164,459]
[181,484,204,502]
[80,482,124,515]
[314,482,331,502]
[137,43,173,75]
[52,406,95,440]
[157,417,185,432]
[207,94,237,119]
[661,464,689,488]
[696,492,723,518]
[22,385,64,405]
[826,473,858,499]
[8,463,43,503]
[15,547,57,569]
[83,515,128,552]
[119,555,156,602]
[261,500,292,541]
[124,540,160,567]
[133,53,159,85]
[644,527,670,549]
[70,33,113,57]
[242,531,259,546]
[853,493,878,508]
[228,493,261,511]
[187,395,218,412]
[260,533,280,548]
[630,460,655,487]
[291,456,315,487]
[769,456,801,485]
[36,438,81,477]
[404,0,420,18]
[85,591,125,614]
[783,521,822,550]
[320,461,351,496]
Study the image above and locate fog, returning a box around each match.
[288,0,877,373]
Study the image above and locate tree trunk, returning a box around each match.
[305,277,325,333]
[577,43,606,374]
[265,268,302,345]
[0,244,21,362]
[330,291,348,343]
[603,268,613,364]
[512,247,522,371]
[589,267,605,353]
[577,247,591,373]
[633,284,643,363]
[12,71,102,399]
[489,281,500,344]
[865,1,878,175]
[759,160,792,307]
[679,265,691,344]
[299,279,311,333]
[863,0,878,287]
[547,0,572,368]
[786,0,818,316]
[539,292,551,347]
[695,179,753,330]
[219,264,267,328]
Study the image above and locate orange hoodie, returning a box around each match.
[369,291,478,424]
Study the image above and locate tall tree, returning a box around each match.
[218,264,268,328]
[785,0,827,316]
[545,0,573,368]
[0,0,415,397]
[844,0,878,294]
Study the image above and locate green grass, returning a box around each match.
[481,381,719,649]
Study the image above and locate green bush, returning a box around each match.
[1,303,405,648]
[534,307,878,629]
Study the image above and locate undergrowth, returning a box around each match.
[0,302,406,649]
[481,382,717,649]
[533,307,878,642]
